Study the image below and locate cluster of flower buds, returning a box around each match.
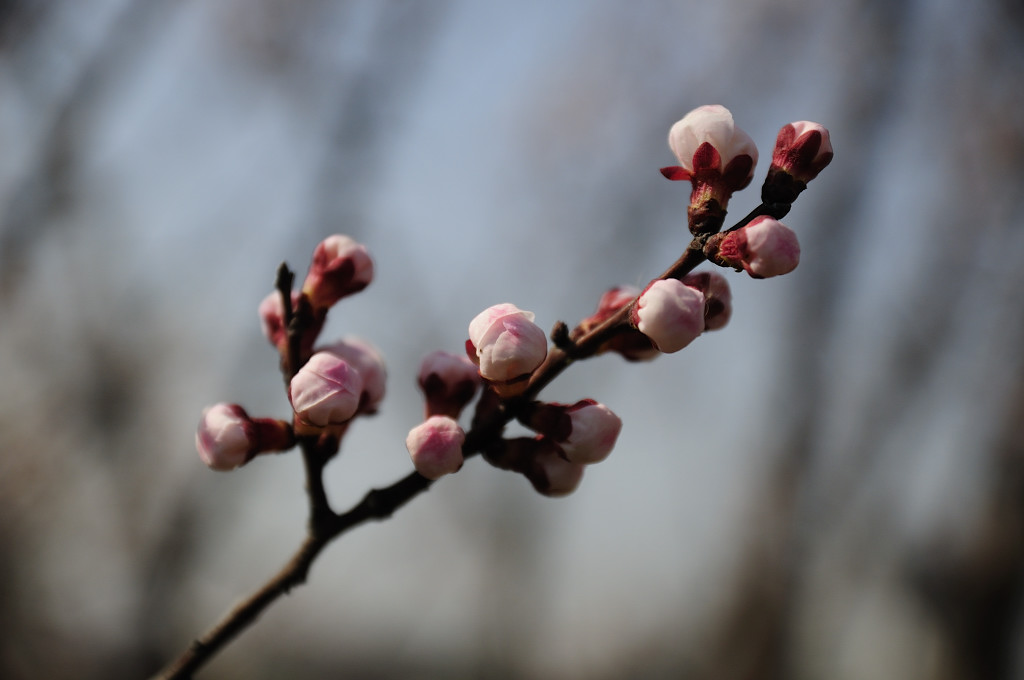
[660,104,831,281]
[405,351,482,479]
[480,398,622,496]
[197,235,384,470]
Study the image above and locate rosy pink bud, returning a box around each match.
[522,399,622,465]
[301,235,374,310]
[258,291,290,351]
[405,415,466,480]
[578,286,639,335]
[417,350,481,418]
[318,337,387,415]
[466,303,548,384]
[195,403,294,471]
[289,351,364,427]
[707,216,800,279]
[633,279,705,353]
[258,289,323,362]
[661,105,758,234]
[771,121,833,184]
[681,270,732,331]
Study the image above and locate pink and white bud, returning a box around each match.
[661,105,758,234]
[522,399,622,465]
[318,337,387,414]
[771,121,833,184]
[289,351,364,427]
[301,235,374,310]
[707,216,800,279]
[417,350,481,418]
[405,415,466,480]
[195,403,294,471]
[466,303,548,384]
[633,279,705,353]
[681,270,733,331]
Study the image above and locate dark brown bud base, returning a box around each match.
[687,199,726,236]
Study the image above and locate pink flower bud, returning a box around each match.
[681,270,732,331]
[318,337,387,415]
[195,403,294,471]
[417,350,481,418]
[258,289,323,362]
[301,235,374,310]
[258,291,290,351]
[526,439,585,497]
[633,279,705,353]
[289,351,364,427]
[578,285,639,335]
[466,303,548,384]
[707,216,800,279]
[771,121,833,184]
[405,415,465,480]
[522,399,622,465]
[661,105,758,234]
[482,436,584,496]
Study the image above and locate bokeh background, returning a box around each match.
[2,1,1024,678]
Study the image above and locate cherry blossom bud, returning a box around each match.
[405,415,465,480]
[681,271,733,331]
[525,438,585,497]
[318,337,387,415]
[633,279,705,353]
[521,399,622,465]
[660,105,758,234]
[301,235,374,310]
[417,350,481,418]
[466,303,548,386]
[258,289,323,362]
[578,285,638,335]
[195,403,294,471]
[763,121,833,206]
[289,351,364,427]
[706,216,800,279]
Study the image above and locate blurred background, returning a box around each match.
[2,1,1024,678]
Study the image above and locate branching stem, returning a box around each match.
[153,207,767,679]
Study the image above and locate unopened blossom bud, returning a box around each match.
[405,415,465,480]
[633,279,705,353]
[301,235,374,310]
[289,351,364,427]
[525,438,586,497]
[521,399,622,465]
[195,403,294,471]
[417,350,481,418]
[660,105,758,235]
[577,286,638,335]
[466,303,548,387]
[318,337,387,414]
[681,271,732,331]
[705,216,800,279]
[763,121,833,207]
[258,290,323,362]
